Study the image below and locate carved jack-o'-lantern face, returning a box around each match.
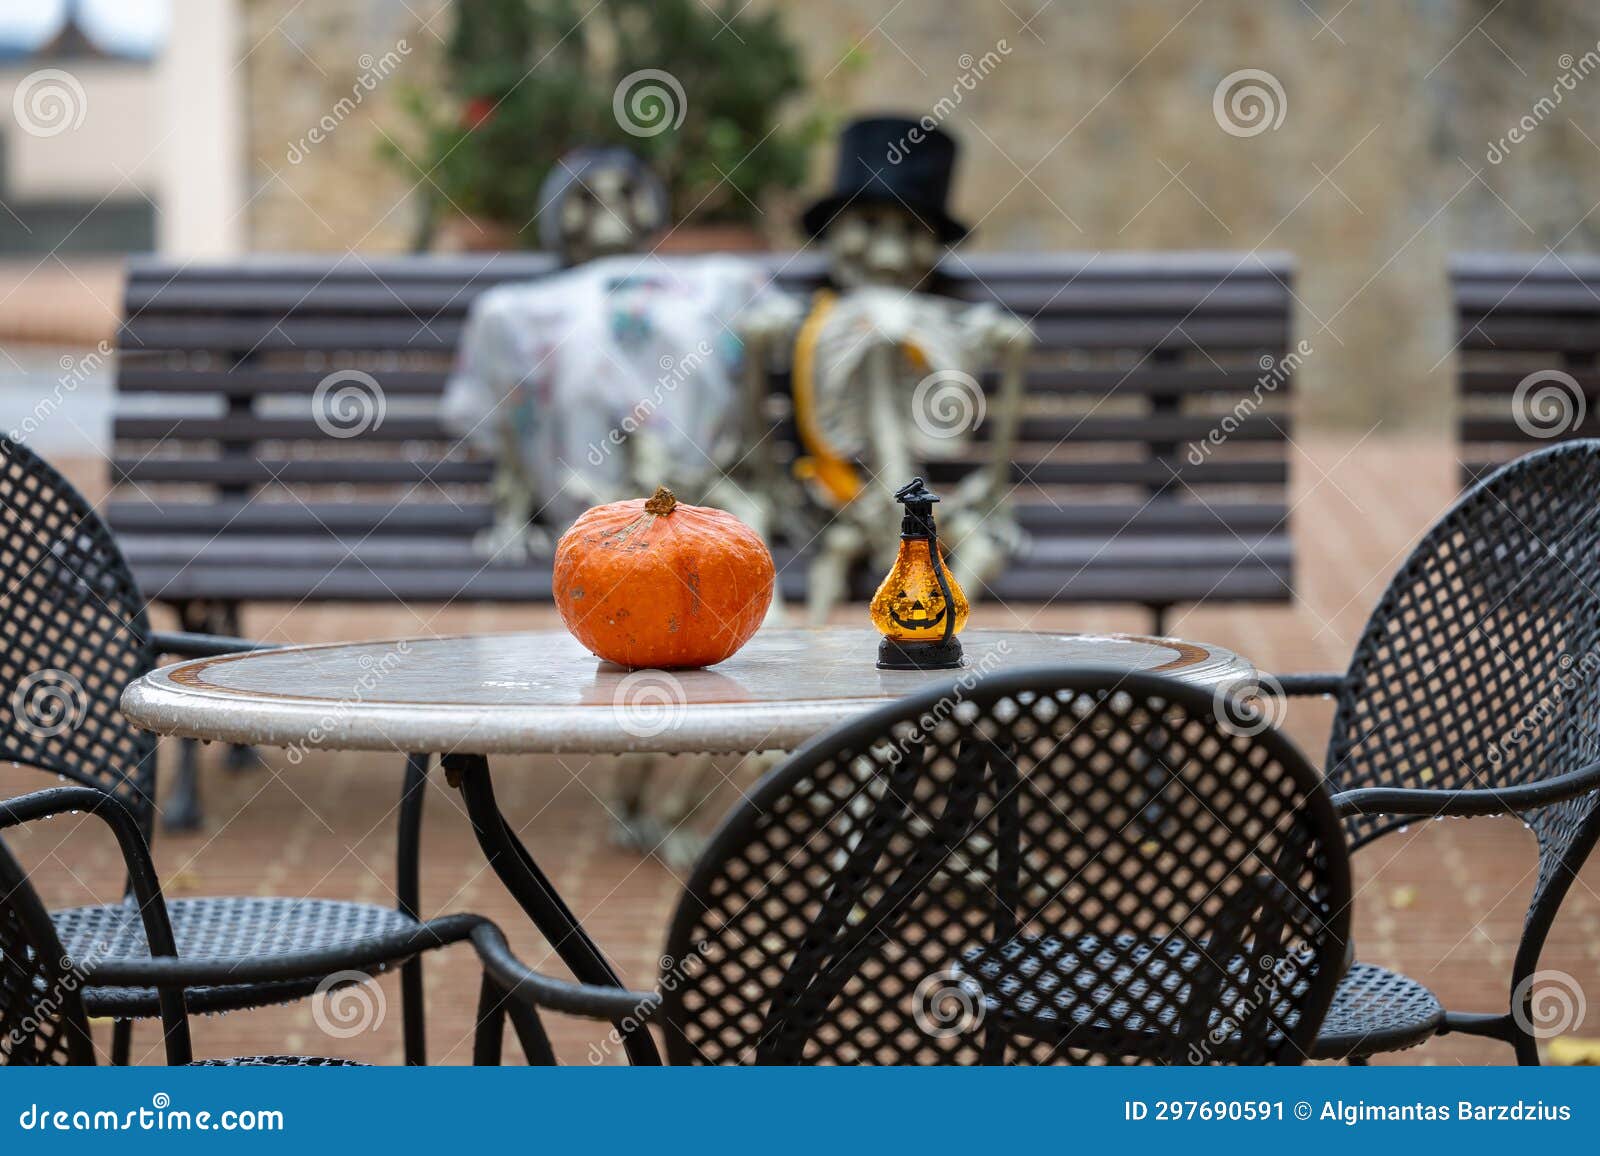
[887,587,948,632]
[824,205,944,290]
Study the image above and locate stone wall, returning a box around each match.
[240,0,1600,428]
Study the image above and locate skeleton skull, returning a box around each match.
[537,147,669,267]
[823,205,944,290]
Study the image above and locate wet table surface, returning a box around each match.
[121,627,1255,757]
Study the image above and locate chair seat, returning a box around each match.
[55,896,417,1018]
[962,935,1442,1061]
[1314,961,1444,1059]
[188,1056,368,1067]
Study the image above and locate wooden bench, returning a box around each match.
[111,251,1297,635]
[1453,252,1600,485]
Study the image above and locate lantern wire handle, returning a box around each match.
[894,477,956,645]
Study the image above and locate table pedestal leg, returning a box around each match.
[442,753,661,1065]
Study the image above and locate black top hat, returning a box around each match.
[802,116,970,244]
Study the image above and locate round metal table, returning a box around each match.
[121,626,1252,1064]
[121,627,1250,755]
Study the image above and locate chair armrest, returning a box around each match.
[0,785,192,1060]
[1268,672,1345,697]
[82,913,491,987]
[148,630,281,659]
[469,923,660,1022]
[0,786,178,958]
[1334,759,1600,820]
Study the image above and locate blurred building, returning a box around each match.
[0,0,243,259]
[5,0,1599,428]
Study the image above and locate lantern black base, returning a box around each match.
[877,636,964,671]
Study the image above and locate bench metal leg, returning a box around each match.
[608,753,664,853]
[161,602,261,831]
[163,738,204,832]
[223,741,264,772]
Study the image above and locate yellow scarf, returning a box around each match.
[791,290,933,508]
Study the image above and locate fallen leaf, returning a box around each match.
[1548,1036,1600,1065]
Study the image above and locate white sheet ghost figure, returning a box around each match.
[441,254,789,558]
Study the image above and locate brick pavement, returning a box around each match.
[4,435,1596,1065]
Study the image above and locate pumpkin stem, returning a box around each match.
[644,485,678,517]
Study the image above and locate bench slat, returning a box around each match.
[123,553,1289,605]
[1459,368,1600,395]
[124,249,1292,287]
[114,363,1292,399]
[108,498,1289,538]
[120,314,1287,355]
[1459,316,1600,353]
[116,365,452,396]
[124,279,1294,319]
[110,456,1291,490]
[111,457,495,486]
[118,532,1289,570]
[1460,418,1600,443]
[112,412,1288,450]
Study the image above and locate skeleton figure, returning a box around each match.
[444,149,674,560]
[787,280,1032,621]
[441,254,781,560]
[738,117,1034,623]
[536,147,669,266]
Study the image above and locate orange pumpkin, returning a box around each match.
[553,486,775,669]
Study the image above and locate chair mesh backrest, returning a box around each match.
[0,833,95,1065]
[661,667,1350,1065]
[0,438,158,834]
[1327,442,1600,915]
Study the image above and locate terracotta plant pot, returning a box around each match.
[653,222,768,253]
[435,214,524,252]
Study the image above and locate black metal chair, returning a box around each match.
[0,436,432,1064]
[1271,439,1600,1064]
[0,793,541,1066]
[463,667,1354,1064]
